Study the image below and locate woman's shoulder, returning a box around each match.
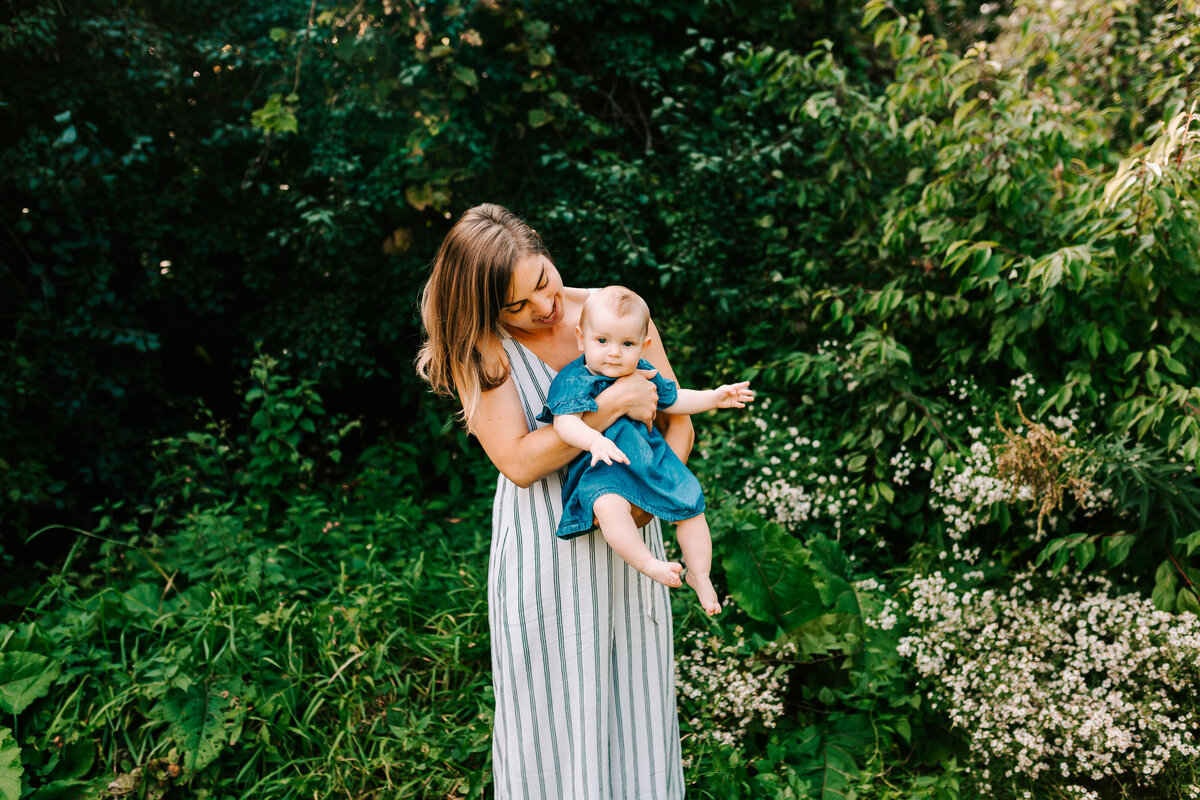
[477,335,510,377]
[562,286,589,326]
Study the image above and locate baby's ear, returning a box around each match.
[576,325,585,351]
[643,336,653,351]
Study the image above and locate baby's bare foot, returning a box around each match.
[685,571,721,615]
[640,559,684,588]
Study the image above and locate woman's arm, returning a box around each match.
[471,364,657,488]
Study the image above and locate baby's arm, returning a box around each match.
[662,381,755,415]
[553,413,631,467]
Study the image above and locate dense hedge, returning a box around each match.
[0,0,987,548]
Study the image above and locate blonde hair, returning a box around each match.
[579,285,650,338]
[415,204,550,430]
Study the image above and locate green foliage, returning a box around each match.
[0,728,21,800]
[723,516,825,632]
[0,653,61,716]
[6,0,1200,797]
[2,360,495,798]
[0,0,992,541]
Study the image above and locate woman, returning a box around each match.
[416,204,691,799]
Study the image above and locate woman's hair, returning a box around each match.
[579,285,650,338]
[415,203,550,430]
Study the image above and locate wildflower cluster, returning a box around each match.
[857,576,900,631]
[928,435,1009,542]
[815,338,860,392]
[889,444,930,486]
[896,571,1200,793]
[900,377,1012,541]
[674,620,794,750]
[738,399,870,538]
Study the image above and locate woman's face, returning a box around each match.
[499,253,565,333]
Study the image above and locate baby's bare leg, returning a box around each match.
[676,514,721,615]
[593,494,683,588]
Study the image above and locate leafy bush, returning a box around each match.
[1,359,495,799]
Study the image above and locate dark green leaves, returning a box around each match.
[158,685,235,775]
[794,714,874,800]
[723,520,826,633]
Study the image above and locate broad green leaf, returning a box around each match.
[120,583,162,617]
[249,94,298,135]
[0,652,62,715]
[1102,533,1136,566]
[160,685,229,774]
[1178,588,1200,615]
[1075,539,1096,569]
[451,64,477,88]
[49,740,95,783]
[952,97,979,127]
[0,727,20,800]
[723,521,826,633]
[28,780,98,800]
[794,714,874,800]
[1152,569,1178,612]
[807,534,856,612]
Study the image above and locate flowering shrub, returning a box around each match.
[722,397,886,562]
[896,571,1200,797]
[675,618,794,753]
[913,375,1108,548]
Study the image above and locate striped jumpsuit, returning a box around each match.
[488,333,686,799]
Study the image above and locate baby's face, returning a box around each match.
[577,306,650,378]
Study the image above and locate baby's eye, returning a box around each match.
[622,341,635,347]
[597,337,607,344]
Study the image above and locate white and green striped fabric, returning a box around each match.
[488,333,685,799]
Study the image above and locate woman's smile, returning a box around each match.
[536,299,562,325]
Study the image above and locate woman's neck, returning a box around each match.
[503,323,560,347]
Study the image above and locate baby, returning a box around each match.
[537,286,754,614]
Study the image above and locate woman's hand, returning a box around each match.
[602,368,660,430]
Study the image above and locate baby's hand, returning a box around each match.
[713,381,755,409]
[589,436,630,467]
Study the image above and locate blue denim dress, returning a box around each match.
[537,356,706,539]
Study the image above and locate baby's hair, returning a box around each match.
[579,285,650,338]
